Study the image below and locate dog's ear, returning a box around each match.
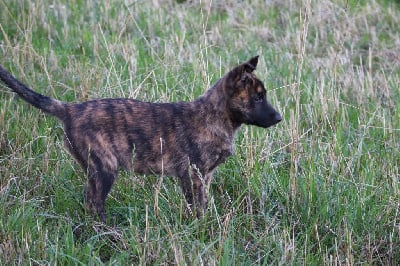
[244,55,259,72]
[224,56,260,96]
[228,55,259,79]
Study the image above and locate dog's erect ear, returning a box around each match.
[244,55,259,72]
[225,56,260,96]
[228,55,259,79]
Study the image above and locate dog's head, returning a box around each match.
[225,56,282,128]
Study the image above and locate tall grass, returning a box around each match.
[1,0,399,264]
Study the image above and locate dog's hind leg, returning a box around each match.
[84,176,97,214]
[84,150,118,222]
[85,168,117,222]
[95,170,117,222]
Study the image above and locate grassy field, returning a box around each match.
[1,0,400,264]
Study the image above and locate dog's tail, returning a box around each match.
[0,64,67,120]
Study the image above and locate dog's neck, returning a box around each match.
[196,78,241,139]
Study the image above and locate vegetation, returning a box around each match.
[1,0,399,264]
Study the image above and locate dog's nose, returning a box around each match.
[275,112,282,122]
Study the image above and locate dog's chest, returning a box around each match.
[200,137,234,173]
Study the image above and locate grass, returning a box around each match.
[1,0,400,264]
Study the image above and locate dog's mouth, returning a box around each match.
[248,104,282,128]
[247,113,282,128]
[274,112,283,125]
[261,112,282,128]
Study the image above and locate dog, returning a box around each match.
[0,56,282,222]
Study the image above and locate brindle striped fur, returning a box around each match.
[0,56,282,222]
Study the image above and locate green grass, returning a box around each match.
[1,0,400,264]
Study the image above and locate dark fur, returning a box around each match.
[0,56,281,222]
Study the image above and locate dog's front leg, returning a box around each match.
[179,174,195,216]
[179,173,207,218]
[193,175,206,218]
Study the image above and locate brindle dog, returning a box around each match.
[0,56,281,222]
